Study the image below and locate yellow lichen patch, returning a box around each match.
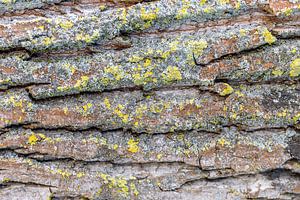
[43,37,55,46]
[235,90,244,97]
[99,5,106,11]
[56,169,71,179]
[262,29,276,45]
[28,133,38,145]
[291,48,297,54]
[1,178,11,183]
[283,8,293,16]
[74,75,89,89]
[130,182,139,196]
[217,138,231,147]
[59,20,74,30]
[293,113,300,123]
[76,172,85,178]
[82,102,93,113]
[114,104,129,123]
[156,154,163,160]
[272,69,283,76]
[239,29,247,36]
[200,0,206,6]
[135,104,147,119]
[113,144,119,150]
[187,40,208,56]
[38,133,46,140]
[289,58,300,77]
[162,66,182,83]
[103,98,111,110]
[99,174,131,197]
[63,107,68,115]
[140,7,159,21]
[176,0,190,19]
[119,8,128,24]
[127,139,139,153]
[128,55,143,63]
[203,6,214,13]
[277,110,287,117]
[104,65,124,81]
[219,83,234,96]
[63,63,76,74]
[235,1,241,9]
[143,58,152,67]
[169,40,180,52]
[76,31,99,43]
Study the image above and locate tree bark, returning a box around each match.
[0,0,299,199]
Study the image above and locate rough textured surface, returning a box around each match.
[0,0,300,199]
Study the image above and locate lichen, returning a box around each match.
[99,174,132,197]
[272,69,283,76]
[56,169,71,179]
[74,76,89,89]
[140,7,159,21]
[199,0,206,6]
[262,29,276,45]
[1,177,11,183]
[128,139,139,153]
[293,113,300,123]
[76,172,85,178]
[59,21,74,30]
[218,138,231,147]
[219,83,234,96]
[162,66,182,83]
[82,103,93,113]
[104,98,111,110]
[289,58,300,77]
[28,133,38,145]
[176,0,190,19]
[203,6,214,13]
[114,104,129,123]
[187,40,208,56]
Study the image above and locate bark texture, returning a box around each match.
[0,0,300,199]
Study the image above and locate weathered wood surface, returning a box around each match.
[0,0,300,199]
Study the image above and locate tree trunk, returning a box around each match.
[0,0,299,199]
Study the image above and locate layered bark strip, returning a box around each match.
[0,0,300,199]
